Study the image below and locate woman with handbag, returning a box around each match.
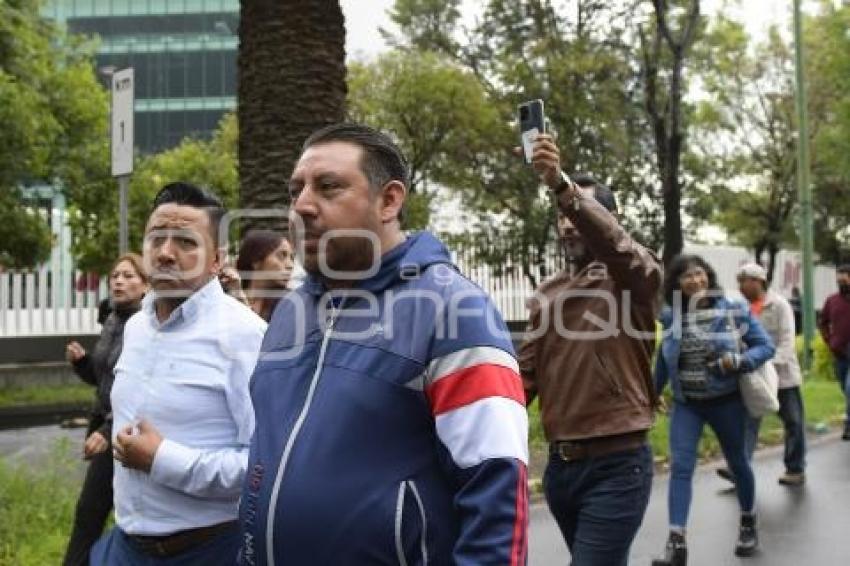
[651,255,775,566]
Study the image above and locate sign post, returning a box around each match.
[111,68,134,254]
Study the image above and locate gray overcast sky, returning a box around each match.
[339,0,828,60]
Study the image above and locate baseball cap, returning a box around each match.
[737,262,767,281]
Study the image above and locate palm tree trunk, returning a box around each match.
[238,0,347,234]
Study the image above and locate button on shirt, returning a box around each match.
[111,278,266,535]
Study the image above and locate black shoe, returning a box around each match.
[734,514,758,557]
[716,467,736,484]
[651,531,688,566]
[842,426,850,441]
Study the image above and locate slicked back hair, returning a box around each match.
[301,122,409,221]
[150,182,226,246]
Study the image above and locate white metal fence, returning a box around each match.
[451,246,563,323]
[1,266,107,337]
[0,244,838,338]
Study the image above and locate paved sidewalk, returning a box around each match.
[530,435,850,565]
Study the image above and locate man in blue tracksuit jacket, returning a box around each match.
[238,123,529,565]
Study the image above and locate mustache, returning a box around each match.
[150,268,181,279]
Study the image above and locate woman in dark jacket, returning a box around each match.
[652,255,775,566]
[61,253,148,566]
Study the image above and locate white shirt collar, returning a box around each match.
[142,277,224,328]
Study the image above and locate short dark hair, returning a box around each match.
[663,254,723,307]
[838,264,850,275]
[572,173,617,213]
[236,230,284,288]
[151,182,226,245]
[301,122,410,220]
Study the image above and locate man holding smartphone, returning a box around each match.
[519,133,661,565]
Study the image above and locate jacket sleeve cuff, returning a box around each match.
[150,438,196,486]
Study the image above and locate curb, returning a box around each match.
[0,402,90,430]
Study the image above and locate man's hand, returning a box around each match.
[512,134,564,191]
[65,341,86,363]
[113,419,163,473]
[83,431,109,459]
[531,134,563,191]
[219,265,248,304]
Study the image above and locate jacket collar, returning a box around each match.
[301,231,453,297]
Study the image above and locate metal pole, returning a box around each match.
[793,0,815,371]
[119,175,129,254]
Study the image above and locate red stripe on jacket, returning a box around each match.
[426,364,525,416]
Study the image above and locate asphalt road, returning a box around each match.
[530,436,850,565]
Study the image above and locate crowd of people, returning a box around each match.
[60,122,849,566]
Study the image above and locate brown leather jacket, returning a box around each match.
[519,193,662,442]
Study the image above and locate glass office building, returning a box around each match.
[45,0,238,154]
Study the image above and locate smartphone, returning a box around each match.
[518,99,545,163]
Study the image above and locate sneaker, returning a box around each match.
[716,467,736,485]
[778,472,805,486]
[651,531,688,566]
[734,514,758,557]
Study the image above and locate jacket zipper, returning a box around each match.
[595,351,623,396]
[265,303,342,566]
[395,480,429,566]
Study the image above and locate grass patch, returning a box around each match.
[0,383,94,408]
[0,439,81,565]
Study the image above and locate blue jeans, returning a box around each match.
[89,525,240,565]
[744,387,806,473]
[834,356,850,423]
[669,395,755,528]
[543,444,653,566]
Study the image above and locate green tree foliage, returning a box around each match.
[807,2,850,264]
[379,0,659,286]
[347,51,502,228]
[691,2,850,268]
[0,0,108,268]
[691,20,799,281]
[68,114,238,273]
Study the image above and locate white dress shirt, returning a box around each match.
[111,278,266,535]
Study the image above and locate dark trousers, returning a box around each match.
[834,356,850,423]
[62,448,114,566]
[745,386,806,473]
[90,525,241,565]
[543,444,653,566]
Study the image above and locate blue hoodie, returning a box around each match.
[239,232,529,566]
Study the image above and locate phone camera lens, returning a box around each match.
[520,107,529,120]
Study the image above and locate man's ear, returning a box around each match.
[379,180,407,224]
[212,246,226,274]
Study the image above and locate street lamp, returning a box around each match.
[793,0,815,371]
